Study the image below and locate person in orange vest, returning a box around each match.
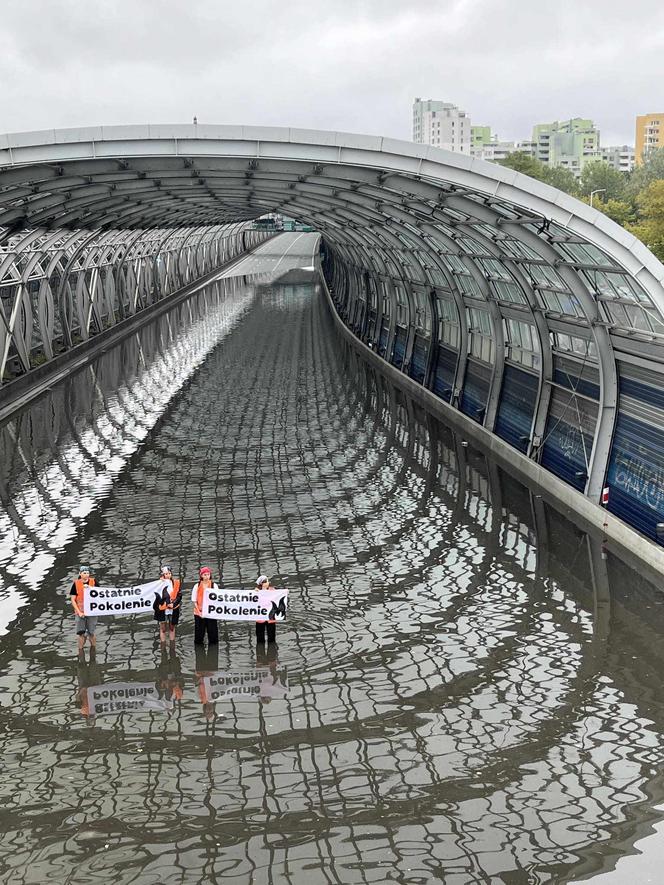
[192,566,219,646]
[153,565,182,644]
[70,565,98,653]
[255,574,279,646]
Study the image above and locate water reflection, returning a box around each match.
[0,259,664,883]
[0,274,257,634]
[83,680,174,717]
[203,664,288,703]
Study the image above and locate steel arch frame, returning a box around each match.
[0,124,663,514]
[0,221,269,379]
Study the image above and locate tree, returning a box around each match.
[498,151,549,181]
[579,160,626,202]
[498,152,578,195]
[628,180,664,262]
[630,147,664,191]
[542,165,579,196]
[593,198,636,227]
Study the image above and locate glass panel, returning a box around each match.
[493,280,527,304]
[557,241,616,268]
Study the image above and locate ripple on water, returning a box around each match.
[1,265,664,883]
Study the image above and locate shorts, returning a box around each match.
[76,616,98,636]
[155,609,180,626]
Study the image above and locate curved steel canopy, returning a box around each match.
[1,124,664,531]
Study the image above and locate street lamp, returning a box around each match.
[590,188,606,208]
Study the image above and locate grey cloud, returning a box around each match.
[0,0,661,145]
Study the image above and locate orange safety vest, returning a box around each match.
[194,579,211,613]
[160,579,181,610]
[73,577,95,611]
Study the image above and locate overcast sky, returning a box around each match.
[0,0,661,145]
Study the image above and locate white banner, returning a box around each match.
[201,588,288,621]
[83,579,170,617]
[85,682,173,716]
[202,669,289,701]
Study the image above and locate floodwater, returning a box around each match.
[1,233,664,884]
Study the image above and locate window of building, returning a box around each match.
[551,332,597,360]
[436,295,459,347]
[582,269,664,335]
[412,286,432,332]
[394,284,408,326]
[467,306,495,363]
[505,318,540,369]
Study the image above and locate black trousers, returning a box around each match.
[255,621,276,644]
[194,615,218,645]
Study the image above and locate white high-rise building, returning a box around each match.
[599,145,636,173]
[471,140,518,162]
[412,98,471,154]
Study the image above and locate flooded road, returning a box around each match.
[1,233,664,884]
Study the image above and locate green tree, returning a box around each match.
[498,152,578,195]
[498,151,549,180]
[579,160,626,201]
[593,198,636,227]
[628,179,664,262]
[542,164,579,196]
[630,147,664,191]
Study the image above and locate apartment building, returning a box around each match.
[635,113,664,163]
[412,98,471,154]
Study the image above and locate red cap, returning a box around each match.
[199,566,211,576]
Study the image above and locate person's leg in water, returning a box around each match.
[88,618,97,649]
[194,615,206,645]
[206,618,218,645]
[267,622,277,644]
[159,621,168,644]
[256,621,267,644]
[75,614,88,652]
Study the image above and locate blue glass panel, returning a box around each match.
[495,365,538,453]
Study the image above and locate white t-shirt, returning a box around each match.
[191,581,219,602]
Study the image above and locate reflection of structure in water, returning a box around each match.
[0,279,663,882]
[0,275,253,632]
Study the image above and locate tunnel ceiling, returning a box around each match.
[0,126,660,278]
[1,125,663,325]
[2,126,664,366]
[3,125,664,506]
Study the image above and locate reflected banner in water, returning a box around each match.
[202,668,289,702]
[84,682,174,716]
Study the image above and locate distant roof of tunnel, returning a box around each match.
[0,122,662,333]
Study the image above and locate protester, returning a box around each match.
[192,566,219,645]
[153,565,182,644]
[255,574,279,646]
[70,565,97,653]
